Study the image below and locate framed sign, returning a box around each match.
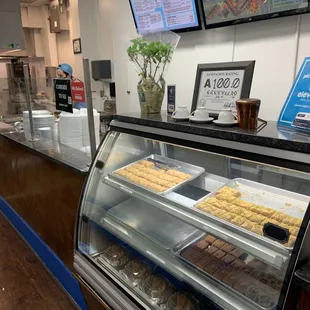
[191,61,255,114]
[54,79,73,113]
[73,38,82,54]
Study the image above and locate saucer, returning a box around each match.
[190,116,214,124]
[213,120,238,127]
[172,115,189,121]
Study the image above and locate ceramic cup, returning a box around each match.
[190,107,209,120]
[172,106,190,119]
[218,109,237,123]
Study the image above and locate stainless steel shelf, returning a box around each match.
[105,175,290,270]
[95,213,259,310]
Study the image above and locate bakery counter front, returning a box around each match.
[73,113,310,310]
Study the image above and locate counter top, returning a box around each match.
[114,113,310,154]
[0,131,91,173]
[295,262,310,290]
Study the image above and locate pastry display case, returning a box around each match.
[74,117,310,310]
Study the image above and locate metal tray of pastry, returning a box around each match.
[107,198,200,250]
[171,235,279,310]
[192,179,309,251]
[110,154,205,195]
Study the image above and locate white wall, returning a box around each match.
[91,0,310,121]
[56,0,83,78]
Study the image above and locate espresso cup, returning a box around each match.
[172,106,190,119]
[218,109,236,123]
[190,107,209,120]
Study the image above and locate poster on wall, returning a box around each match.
[191,61,255,114]
[278,57,310,131]
[54,79,73,113]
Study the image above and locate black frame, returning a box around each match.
[73,38,82,54]
[191,60,255,113]
[199,0,310,30]
[128,0,202,34]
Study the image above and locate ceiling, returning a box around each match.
[20,0,49,6]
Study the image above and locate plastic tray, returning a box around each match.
[111,154,205,195]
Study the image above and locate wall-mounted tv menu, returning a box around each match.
[201,0,309,28]
[129,0,201,34]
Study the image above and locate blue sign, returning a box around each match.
[278,57,310,131]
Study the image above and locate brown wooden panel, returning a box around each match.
[0,136,86,270]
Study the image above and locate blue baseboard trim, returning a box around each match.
[0,197,87,310]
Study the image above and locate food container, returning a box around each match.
[165,292,199,310]
[122,260,152,288]
[142,275,174,305]
[99,245,131,270]
[236,98,261,129]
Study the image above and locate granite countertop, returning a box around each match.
[0,131,91,173]
[114,113,310,154]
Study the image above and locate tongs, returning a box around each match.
[147,158,180,170]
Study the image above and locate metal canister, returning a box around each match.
[236,98,261,129]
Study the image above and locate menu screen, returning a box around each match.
[202,0,309,26]
[129,0,200,34]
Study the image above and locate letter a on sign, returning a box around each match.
[71,80,86,102]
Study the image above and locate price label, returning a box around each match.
[54,79,73,113]
[197,70,245,113]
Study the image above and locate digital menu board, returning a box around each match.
[201,0,309,28]
[129,0,201,34]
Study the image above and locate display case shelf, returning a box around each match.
[90,214,258,310]
[104,175,290,270]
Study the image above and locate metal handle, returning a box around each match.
[83,58,97,159]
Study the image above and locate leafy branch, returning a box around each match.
[127,37,174,84]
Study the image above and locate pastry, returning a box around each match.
[101,245,131,269]
[123,260,151,287]
[213,266,234,280]
[230,207,244,215]
[196,255,214,269]
[250,214,265,224]
[221,243,235,253]
[285,236,296,247]
[205,245,219,255]
[290,227,299,236]
[233,275,253,294]
[216,186,241,197]
[181,248,198,260]
[205,197,220,206]
[213,239,226,248]
[219,201,234,211]
[187,250,204,264]
[213,209,226,217]
[262,218,279,226]
[242,211,255,220]
[241,221,254,231]
[213,250,226,259]
[192,239,210,252]
[258,207,276,217]
[216,193,236,203]
[204,260,225,275]
[230,248,244,258]
[271,212,286,222]
[292,218,302,227]
[221,254,236,264]
[230,216,246,226]
[209,199,228,209]
[221,213,235,222]
[205,235,217,244]
[142,275,172,304]
[231,259,245,269]
[244,284,276,308]
[139,160,155,167]
[233,199,254,209]
[166,292,197,310]
[251,224,263,235]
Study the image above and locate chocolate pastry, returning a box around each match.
[223,270,243,287]
[102,245,130,269]
[205,245,219,255]
[192,239,209,252]
[231,259,245,270]
[204,260,225,275]
[196,255,214,269]
[142,275,172,304]
[221,243,235,253]
[187,250,204,264]
[167,292,197,310]
[213,250,226,260]
[123,260,151,287]
[233,275,253,294]
[181,248,197,260]
[221,254,236,264]
[230,248,244,258]
[213,266,233,281]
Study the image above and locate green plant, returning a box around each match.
[127,37,174,83]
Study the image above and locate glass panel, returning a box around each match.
[78,131,310,310]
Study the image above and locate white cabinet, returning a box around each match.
[21,6,43,29]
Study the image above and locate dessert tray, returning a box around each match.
[110,154,205,195]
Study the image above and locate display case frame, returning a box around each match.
[74,117,310,310]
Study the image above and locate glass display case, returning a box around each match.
[74,118,310,310]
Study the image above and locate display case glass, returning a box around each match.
[76,130,310,310]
